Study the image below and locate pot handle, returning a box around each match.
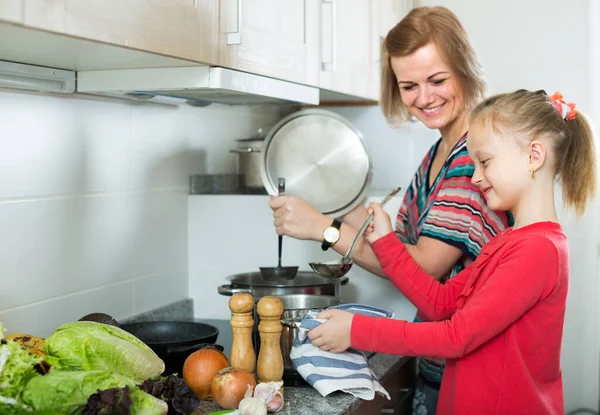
[280,318,298,328]
[166,343,224,356]
[218,284,252,296]
[229,147,262,154]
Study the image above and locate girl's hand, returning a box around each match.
[307,309,354,353]
[364,202,393,244]
[268,195,330,241]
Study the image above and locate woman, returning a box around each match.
[269,6,512,413]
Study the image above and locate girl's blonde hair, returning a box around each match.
[470,89,597,217]
[381,6,486,126]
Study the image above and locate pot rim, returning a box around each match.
[226,271,345,288]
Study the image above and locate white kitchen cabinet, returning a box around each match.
[320,0,410,103]
[319,0,373,101]
[368,0,406,102]
[0,0,22,23]
[218,0,319,86]
[21,0,220,64]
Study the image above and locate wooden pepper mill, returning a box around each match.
[256,295,284,384]
[229,293,257,375]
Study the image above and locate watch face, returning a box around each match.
[324,226,340,243]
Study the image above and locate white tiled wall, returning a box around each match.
[0,90,286,337]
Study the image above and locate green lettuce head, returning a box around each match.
[44,321,164,382]
[0,322,43,415]
[22,370,135,413]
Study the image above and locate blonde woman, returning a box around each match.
[270,7,511,413]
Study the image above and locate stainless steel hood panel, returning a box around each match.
[77,66,320,106]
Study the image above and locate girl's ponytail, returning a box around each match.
[556,113,597,217]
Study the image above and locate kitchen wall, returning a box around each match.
[0,89,287,337]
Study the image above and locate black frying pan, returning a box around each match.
[119,321,221,375]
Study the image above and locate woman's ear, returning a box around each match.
[528,140,546,171]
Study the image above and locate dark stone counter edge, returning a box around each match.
[339,354,412,415]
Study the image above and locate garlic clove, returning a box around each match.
[238,396,268,415]
[253,382,277,403]
[252,381,284,413]
[266,391,284,413]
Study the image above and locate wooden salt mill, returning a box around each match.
[256,295,284,384]
[229,293,256,375]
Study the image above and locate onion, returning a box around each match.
[211,367,257,409]
[183,346,229,400]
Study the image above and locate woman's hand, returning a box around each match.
[269,195,330,241]
[308,309,354,353]
[364,202,393,244]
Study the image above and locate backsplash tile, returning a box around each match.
[0,281,135,337]
[133,268,188,315]
[0,195,133,309]
[0,91,131,198]
[130,189,188,277]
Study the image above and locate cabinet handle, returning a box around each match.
[227,0,243,45]
[321,0,336,72]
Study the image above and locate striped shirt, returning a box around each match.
[395,134,512,384]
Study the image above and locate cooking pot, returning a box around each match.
[218,271,348,299]
[230,136,265,189]
[277,294,341,374]
[119,321,221,376]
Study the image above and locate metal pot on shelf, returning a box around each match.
[229,129,267,190]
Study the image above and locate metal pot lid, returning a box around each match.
[260,109,372,217]
[227,271,340,288]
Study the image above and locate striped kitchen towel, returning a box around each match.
[289,303,394,400]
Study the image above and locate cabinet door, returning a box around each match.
[319,0,374,101]
[219,0,319,86]
[22,0,219,63]
[369,0,407,102]
[0,0,22,23]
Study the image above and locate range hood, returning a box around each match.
[77,66,320,106]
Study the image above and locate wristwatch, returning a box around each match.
[321,219,342,251]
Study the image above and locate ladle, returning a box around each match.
[259,177,299,281]
[309,186,402,279]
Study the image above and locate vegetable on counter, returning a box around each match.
[182,346,229,400]
[0,322,42,415]
[83,385,168,415]
[140,375,200,415]
[211,367,257,410]
[44,321,164,382]
[21,369,136,413]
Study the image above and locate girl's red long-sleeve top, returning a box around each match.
[351,221,568,415]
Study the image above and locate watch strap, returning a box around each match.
[321,219,342,251]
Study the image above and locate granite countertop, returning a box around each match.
[193,353,411,415]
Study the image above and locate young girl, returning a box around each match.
[307,89,597,415]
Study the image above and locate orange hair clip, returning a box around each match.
[549,91,577,120]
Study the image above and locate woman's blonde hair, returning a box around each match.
[470,89,597,217]
[381,6,486,126]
